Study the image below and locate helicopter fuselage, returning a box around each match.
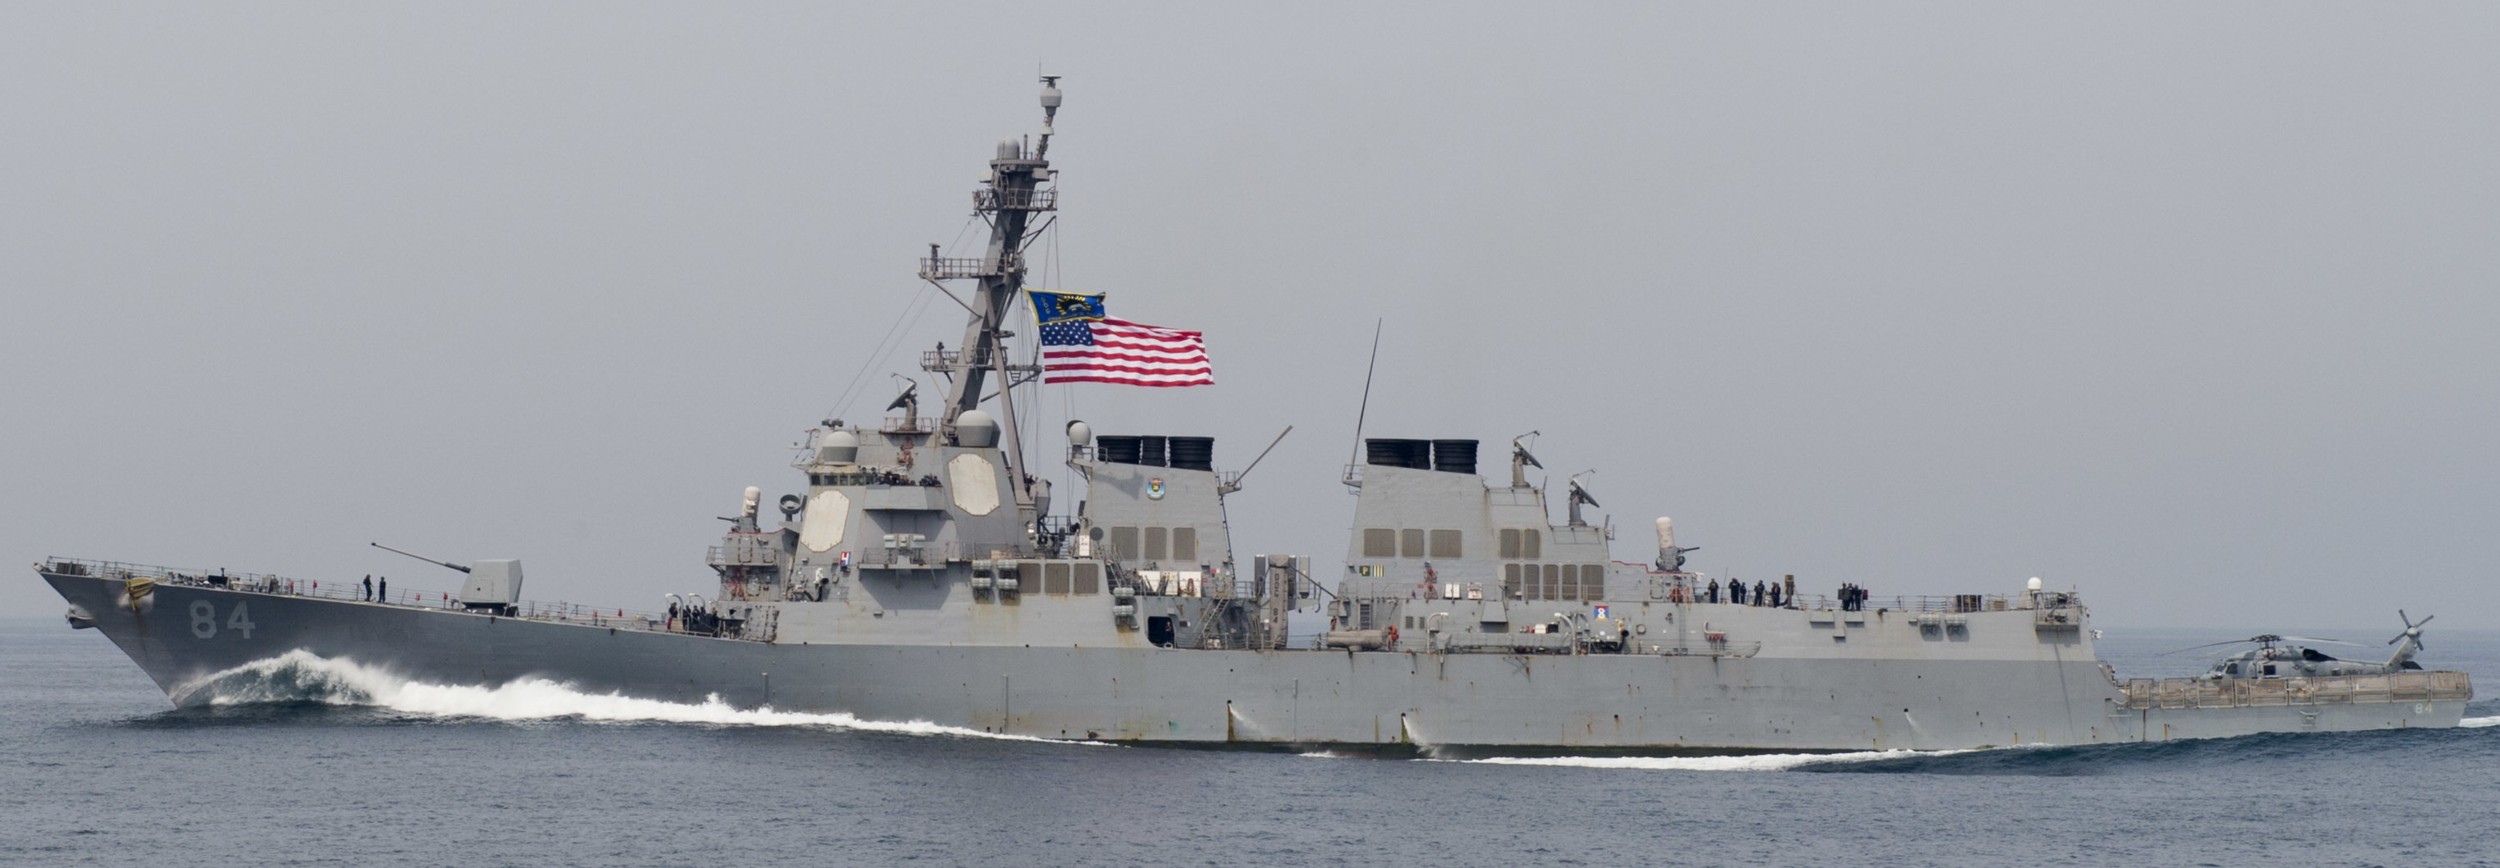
[2204,645,2420,680]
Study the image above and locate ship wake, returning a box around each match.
[169,650,1076,743]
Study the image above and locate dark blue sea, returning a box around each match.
[4,617,2495,867]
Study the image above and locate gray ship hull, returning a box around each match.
[45,572,2468,752]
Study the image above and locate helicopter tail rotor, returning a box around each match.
[2389,610,2431,650]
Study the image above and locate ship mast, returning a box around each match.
[920,77,1063,514]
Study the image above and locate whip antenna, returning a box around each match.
[1343,319,1383,489]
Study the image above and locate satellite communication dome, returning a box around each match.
[955,409,1001,448]
[816,429,861,465]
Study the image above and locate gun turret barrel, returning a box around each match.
[369,542,472,574]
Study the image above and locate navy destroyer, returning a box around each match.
[37,81,2471,752]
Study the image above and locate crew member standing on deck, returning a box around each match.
[378,576,387,604]
[363,574,373,601]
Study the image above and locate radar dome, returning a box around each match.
[816,429,860,465]
[1067,419,1092,447]
[956,410,1001,448]
[2027,577,2044,592]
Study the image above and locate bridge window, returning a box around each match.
[1173,527,1198,562]
[1522,529,1541,560]
[1044,562,1071,595]
[1074,562,1101,595]
[1428,529,1462,559]
[1111,526,1139,560]
[1400,529,1426,558]
[1498,529,1521,559]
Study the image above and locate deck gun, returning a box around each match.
[370,542,523,614]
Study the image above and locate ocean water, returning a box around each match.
[4,618,2495,868]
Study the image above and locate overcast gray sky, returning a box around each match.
[5,3,2495,633]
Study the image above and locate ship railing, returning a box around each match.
[880,415,937,434]
[919,254,1021,281]
[41,556,386,603]
[1432,632,1764,658]
[973,187,1057,211]
[1778,592,2077,614]
[36,556,775,642]
[797,469,892,486]
[512,600,669,632]
[921,349,1039,377]
[2118,671,2473,710]
[706,546,783,569]
[920,347,993,370]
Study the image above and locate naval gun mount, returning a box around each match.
[371,542,523,615]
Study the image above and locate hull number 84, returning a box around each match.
[189,600,256,639]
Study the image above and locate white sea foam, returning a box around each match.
[174,649,1088,744]
[1447,748,1977,772]
[2459,716,2500,729]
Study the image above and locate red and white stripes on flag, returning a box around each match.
[1036,316,1215,387]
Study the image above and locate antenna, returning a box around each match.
[1220,425,1294,495]
[1567,470,1600,526]
[1510,431,1542,489]
[1343,319,1383,489]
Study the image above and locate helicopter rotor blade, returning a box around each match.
[2278,635,2367,648]
[2160,637,2263,656]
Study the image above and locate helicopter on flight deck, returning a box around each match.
[2176,611,2438,680]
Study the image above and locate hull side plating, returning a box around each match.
[47,573,2465,751]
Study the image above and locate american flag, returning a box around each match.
[1035,316,1214,387]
